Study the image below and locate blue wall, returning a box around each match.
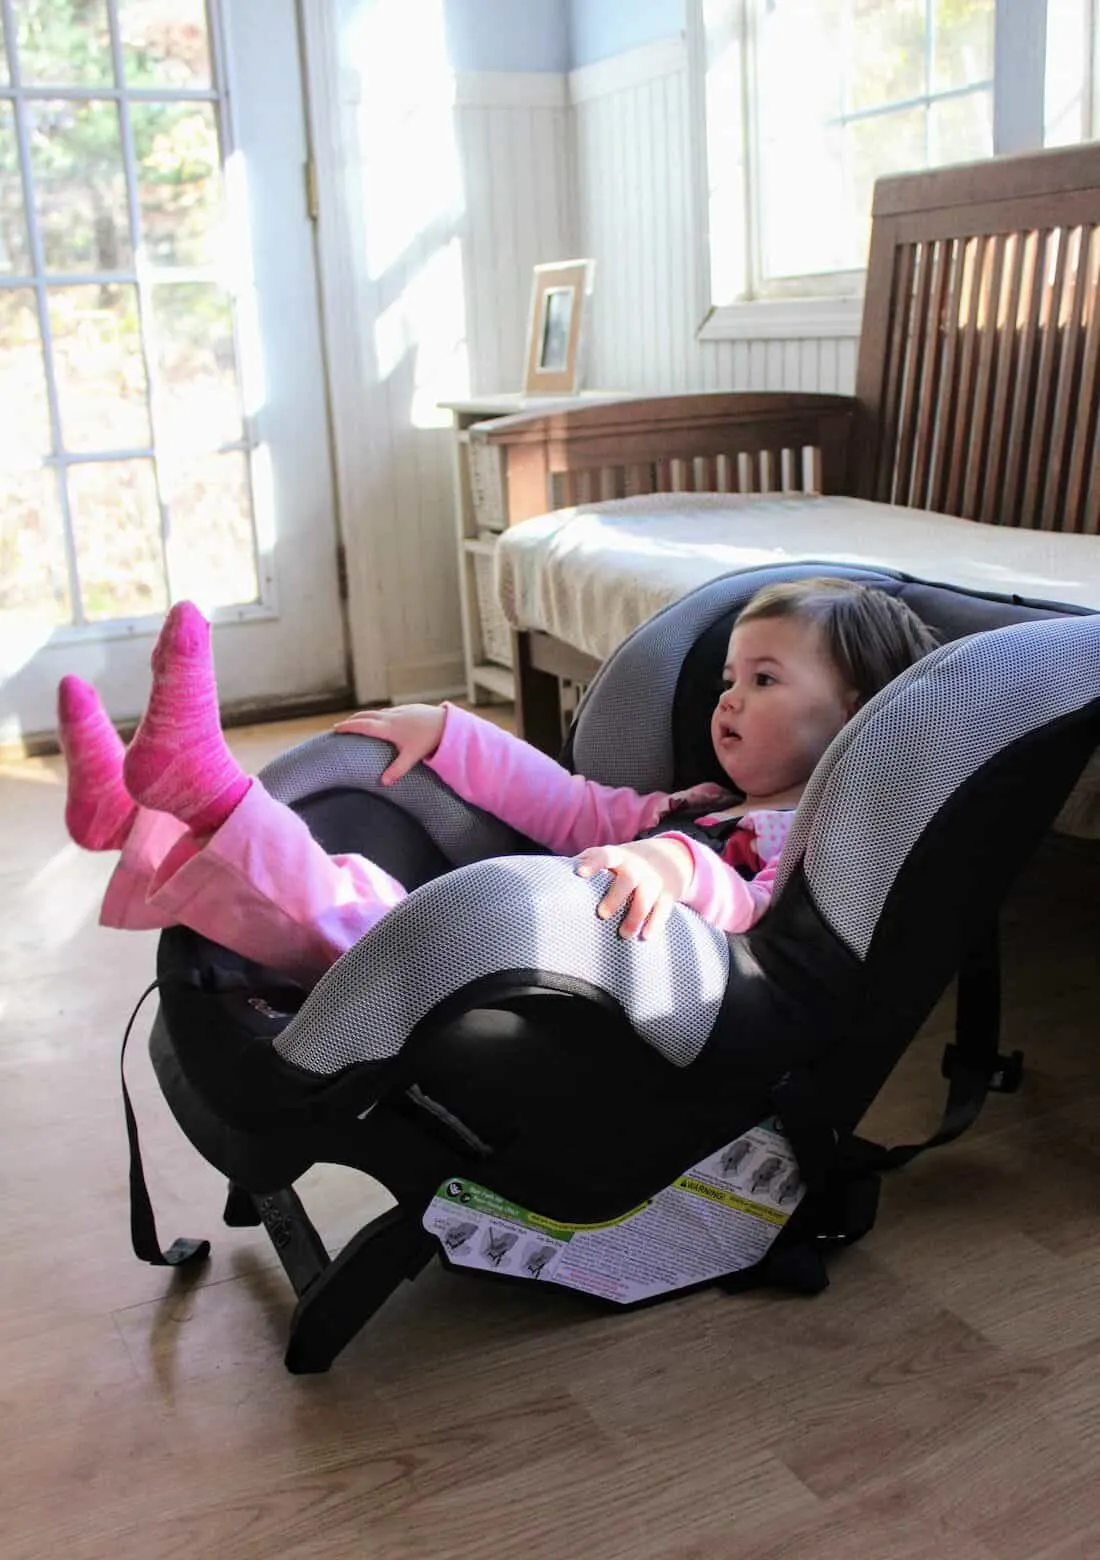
[443,0,684,73]
[444,0,570,72]
[568,0,683,66]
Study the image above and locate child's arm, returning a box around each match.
[425,703,670,853]
[574,832,777,939]
[335,702,669,853]
[662,833,779,932]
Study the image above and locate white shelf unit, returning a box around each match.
[441,393,622,705]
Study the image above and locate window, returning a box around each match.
[0,0,257,630]
[690,0,1100,338]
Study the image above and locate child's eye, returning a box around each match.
[754,672,777,687]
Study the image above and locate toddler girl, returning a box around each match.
[58,579,937,985]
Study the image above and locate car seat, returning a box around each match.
[129,563,1100,1372]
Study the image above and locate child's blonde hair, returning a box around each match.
[736,577,940,703]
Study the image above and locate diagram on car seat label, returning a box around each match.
[423,1119,804,1304]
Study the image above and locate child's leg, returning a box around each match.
[122,600,251,835]
[138,779,407,982]
[100,807,191,931]
[57,675,137,850]
[64,607,406,973]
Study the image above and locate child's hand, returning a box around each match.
[333,704,447,784]
[574,838,694,941]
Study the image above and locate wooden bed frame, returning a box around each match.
[471,143,1100,754]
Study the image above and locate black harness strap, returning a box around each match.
[121,980,211,1269]
[853,918,1022,1174]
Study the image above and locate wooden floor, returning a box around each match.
[3,709,1100,1560]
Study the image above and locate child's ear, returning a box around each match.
[844,687,864,718]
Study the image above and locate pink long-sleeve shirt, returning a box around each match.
[426,704,793,934]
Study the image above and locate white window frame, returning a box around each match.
[0,0,268,636]
[687,0,1065,341]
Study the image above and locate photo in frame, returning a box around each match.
[523,259,595,396]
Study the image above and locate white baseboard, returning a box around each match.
[386,653,467,706]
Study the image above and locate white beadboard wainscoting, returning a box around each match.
[570,37,860,396]
[455,73,576,397]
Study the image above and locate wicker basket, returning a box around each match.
[467,436,507,532]
[472,541,513,667]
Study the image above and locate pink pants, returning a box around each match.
[100,783,408,984]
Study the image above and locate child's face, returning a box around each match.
[710,615,861,802]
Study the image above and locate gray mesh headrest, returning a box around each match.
[569,562,1088,792]
[776,614,1100,958]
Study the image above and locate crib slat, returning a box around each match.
[944,235,987,516]
[876,241,918,501]
[962,233,1005,518]
[1082,417,1100,534]
[980,232,1026,525]
[1062,229,1100,533]
[997,229,1044,527]
[908,239,951,509]
[1021,225,1072,530]
[693,455,717,492]
[895,239,936,506]
[1042,227,1092,529]
[927,238,966,515]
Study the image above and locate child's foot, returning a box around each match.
[123,601,251,835]
[57,676,136,850]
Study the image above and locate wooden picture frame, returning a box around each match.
[522,259,595,396]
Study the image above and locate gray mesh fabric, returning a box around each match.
[272,855,730,1073]
[570,563,900,790]
[776,614,1100,958]
[259,731,530,865]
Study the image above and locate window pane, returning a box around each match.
[28,100,132,274]
[933,0,994,94]
[929,89,993,168]
[0,288,51,461]
[845,107,927,267]
[1044,0,1091,147]
[49,285,151,452]
[151,282,241,449]
[164,452,258,607]
[68,459,166,619]
[0,468,71,624]
[0,104,30,274]
[131,102,224,269]
[119,0,212,89]
[0,12,8,84]
[850,0,926,111]
[14,0,113,87]
[751,0,995,288]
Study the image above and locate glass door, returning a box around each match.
[0,0,348,743]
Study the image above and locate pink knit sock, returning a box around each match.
[57,676,137,851]
[122,601,251,836]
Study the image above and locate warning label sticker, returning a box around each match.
[423,1120,804,1304]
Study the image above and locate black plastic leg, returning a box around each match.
[223,1182,263,1227]
[252,1188,333,1298]
[284,1206,436,1375]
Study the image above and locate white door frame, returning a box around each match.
[296,0,389,706]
